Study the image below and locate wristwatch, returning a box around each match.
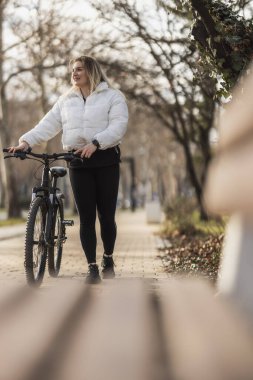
[92,139,100,149]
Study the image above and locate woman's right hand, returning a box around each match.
[7,141,30,153]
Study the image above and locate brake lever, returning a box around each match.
[4,155,13,159]
[65,153,83,163]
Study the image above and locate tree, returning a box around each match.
[89,0,216,219]
[188,0,253,94]
[0,0,101,216]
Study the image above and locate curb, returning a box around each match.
[0,224,26,242]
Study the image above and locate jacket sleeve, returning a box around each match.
[93,91,128,149]
[19,100,62,147]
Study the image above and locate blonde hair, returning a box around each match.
[69,55,109,94]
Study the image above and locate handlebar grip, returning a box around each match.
[3,147,31,153]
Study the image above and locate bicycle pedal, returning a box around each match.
[62,219,74,226]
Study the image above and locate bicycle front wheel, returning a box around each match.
[24,197,48,286]
[48,198,64,277]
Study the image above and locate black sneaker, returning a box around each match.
[101,255,115,279]
[85,264,101,284]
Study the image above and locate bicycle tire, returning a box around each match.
[24,197,48,287]
[48,197,64,277]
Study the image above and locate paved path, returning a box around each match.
[0,210,168,286]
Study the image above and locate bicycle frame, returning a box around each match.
[31,160,58,249]
[3,148,79,249]
[32,159,73,251]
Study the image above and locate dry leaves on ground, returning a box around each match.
[158,234,224,283]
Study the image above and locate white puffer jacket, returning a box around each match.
[19,82,128,150]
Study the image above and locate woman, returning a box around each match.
[8,55,128,284]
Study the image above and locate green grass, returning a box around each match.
[161,209,226,238]
[191,210,226,236]
[0,218,26,227]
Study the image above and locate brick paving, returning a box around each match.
[0,209,169,286]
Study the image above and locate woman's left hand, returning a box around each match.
[74,143,97,158]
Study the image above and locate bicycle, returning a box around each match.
[3,148,80,287]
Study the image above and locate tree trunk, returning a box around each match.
[0,90,22,217]
[190,0,231,69]
[181,140,209,221]
[0,1,22,217]
[37,69,54,153]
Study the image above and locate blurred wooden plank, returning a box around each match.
[0,285,31,321]
[159,278,253,380]
[204,138,253,214]
[0,278,252,380]
[217,64,253,152]
[217,214,253,320]
[204,63,253,213]
[0,281,90,380]
[51,280,163,380]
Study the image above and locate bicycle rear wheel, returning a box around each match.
[24,197,48,286]
[48,198,64,277]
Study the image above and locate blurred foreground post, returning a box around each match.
[204,62,253,318]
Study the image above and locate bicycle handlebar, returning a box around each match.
[2,148,81,162]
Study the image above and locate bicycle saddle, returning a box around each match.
[50,166,67,177]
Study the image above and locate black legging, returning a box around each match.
[69,164,120,264]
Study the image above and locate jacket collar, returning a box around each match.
[67,81,109,98]
[93,81,109,93]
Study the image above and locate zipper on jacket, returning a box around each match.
[80,88,86,105]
